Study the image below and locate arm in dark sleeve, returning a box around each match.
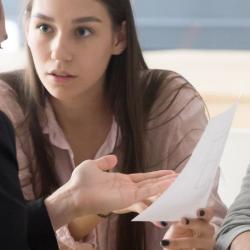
[0,111,29,249]
[0,111,58,250]
[27,198,58,250]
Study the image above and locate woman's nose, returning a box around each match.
[50,34,73,62]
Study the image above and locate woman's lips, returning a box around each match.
[47,73,77,83]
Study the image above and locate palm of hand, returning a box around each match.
[69,156,176,217]
[114,195,156,214]
[70,164,143,215]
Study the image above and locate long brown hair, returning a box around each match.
[1,0,204,250]
[23,0,149,248]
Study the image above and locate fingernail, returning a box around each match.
[160,239,170,247]
[199,209,205,217]
[160,221,168,227]
[182,217,190,225]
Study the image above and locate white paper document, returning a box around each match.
[133,104,237,222]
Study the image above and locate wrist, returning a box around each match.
[45,184,76,230]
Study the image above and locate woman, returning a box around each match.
[0,2,177,249]
[0,0,226,249]
[0,5,179,249]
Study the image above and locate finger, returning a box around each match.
[130,170,176,182]
[196,207,214,222]
[180,218,215,238]
[143,177,176,204]
[140,177,176,196]
[158,173,178,181]
[164,222,193,239]
[114,202,147,214]
[146,195,158,204]
[136,174,177,189]
[153,221,169,228]
[160,237,215,249]
[138,175,177,205]
[140,195,158,207]
[135,178,176,201]
[94,155,118,171]
[132,202,147,214]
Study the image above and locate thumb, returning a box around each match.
[94,155,118,171]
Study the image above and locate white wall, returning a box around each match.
[219,129,250,207]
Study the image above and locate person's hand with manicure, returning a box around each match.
[160,207,215,250]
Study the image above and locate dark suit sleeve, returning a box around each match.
[0,111,58,250]
[27,198,58,250]
[0,111,29,249]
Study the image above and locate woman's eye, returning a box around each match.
[38,24,52,33]
[75,27,91,37]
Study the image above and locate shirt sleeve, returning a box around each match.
[56,225,96,250]
[145,71,227,230]
[215,164,250,250]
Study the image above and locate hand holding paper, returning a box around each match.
[133,104,237,222]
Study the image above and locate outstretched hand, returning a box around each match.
[68,155,175,217]
[114,170,177,215]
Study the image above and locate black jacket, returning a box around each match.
[0,111,58,250]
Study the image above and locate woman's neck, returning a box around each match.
[50,88,111,131]
[49,89,113,164]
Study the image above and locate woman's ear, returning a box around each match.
[112,21,127,55]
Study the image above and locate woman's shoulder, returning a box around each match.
[143,69,207,171]
[0,73,24,129]
[142,69,205,121]
[142,69,199,98]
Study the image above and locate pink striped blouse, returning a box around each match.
[0,70,227,250]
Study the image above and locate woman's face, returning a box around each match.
[26,0,126,102]
[0,0,7,44]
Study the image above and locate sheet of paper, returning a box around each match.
[133,103,237,222]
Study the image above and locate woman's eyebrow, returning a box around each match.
[31,13,55,22]
[72,16,102,24]
[31,13,102,24]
